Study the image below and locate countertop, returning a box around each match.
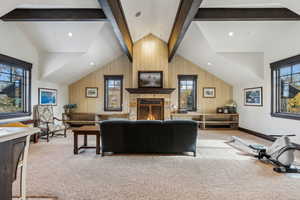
[0,127,40,143]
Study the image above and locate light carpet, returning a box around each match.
[13,197,57,200]
[13,130,300,200]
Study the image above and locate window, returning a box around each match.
[0,54,32,119]
[104,75,123,111]
[178,75,197,111]
[271,54,300,120]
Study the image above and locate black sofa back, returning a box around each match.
[100,120,198,156]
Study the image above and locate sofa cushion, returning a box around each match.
[163,120,197,126]
[164,120,198,152]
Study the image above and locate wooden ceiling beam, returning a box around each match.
[194,8,300,21]
[168,0,203,62]
[98,0,133,62]
[0,8,107,21]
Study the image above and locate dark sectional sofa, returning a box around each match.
[100,120,198,157]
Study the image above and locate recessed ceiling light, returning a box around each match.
[68,32,73,37]
[135,11,141,17]
[208,62,212,66]
[228,32,234,37]
[90,62,95,66]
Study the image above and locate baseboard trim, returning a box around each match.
[238,127,300,150]
[238,127,276,142]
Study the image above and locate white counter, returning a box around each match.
[0,127,40,143]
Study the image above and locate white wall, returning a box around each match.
[233,23,300,144]
[0,21,68,123]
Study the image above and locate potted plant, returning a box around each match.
[63,104,77,114]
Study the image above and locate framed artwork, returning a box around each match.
[86,87,98,98]
[244,87,263,106]
[203,87,216,98]
[138,71,163,88]
[38,88,57,106]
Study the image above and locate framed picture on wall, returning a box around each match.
[244,87,263,106]
[38,88,57,106]
[138,71,163,88]
[86,87,98,98]
[203,87,216,98]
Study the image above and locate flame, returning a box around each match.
[147,113,156,120]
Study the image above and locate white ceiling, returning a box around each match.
[177,23,263,85]
[1,0,300,85]
[41,23,123,84]
[201,0,281,8]
[17,0,100,9]
[17,22,104,52]
[121,0,180,42]
[201,0,300,14]
[0,0,100,18]
[197,21,298,53]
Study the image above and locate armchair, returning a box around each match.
[33,105,67,142]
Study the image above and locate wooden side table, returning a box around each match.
[72,126,101,155]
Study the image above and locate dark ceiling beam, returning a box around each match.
[194,8,300,21]
[168,0,203,62]
[0,8,107,21]
[98,0,133,62]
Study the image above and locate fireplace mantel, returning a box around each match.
[126,88,175,94]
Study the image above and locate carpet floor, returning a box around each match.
[13,130,300,200]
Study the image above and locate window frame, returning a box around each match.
[270,54,300,120]
[178,75,198,111]
[0,54,32,119]
[104,75,123,112]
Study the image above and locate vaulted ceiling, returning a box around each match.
[18,22,104,52]
[121,0,180,42]
[1,0,300,85]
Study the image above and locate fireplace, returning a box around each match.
[126,88,175,120]
[137,98,164,120]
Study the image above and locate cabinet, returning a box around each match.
[0,137,26,200]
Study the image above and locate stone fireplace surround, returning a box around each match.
[126,90,174,120]
[137,98,164,120]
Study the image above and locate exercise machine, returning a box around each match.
[227,135,300,173]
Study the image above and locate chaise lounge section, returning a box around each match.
[100,120,198,157]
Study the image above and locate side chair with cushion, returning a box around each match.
[34,105,67,142]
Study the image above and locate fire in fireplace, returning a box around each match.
[137,98,164,120]
[147,113,155,120]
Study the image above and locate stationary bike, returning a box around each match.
[228,135,300,173]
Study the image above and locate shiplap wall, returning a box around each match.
[69,34,233,114]
[132,34,169,88]
[69,55,132,113]
[169,56,233,113]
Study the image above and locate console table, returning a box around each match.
[171,113,239,129]
[0,127,40,200]
[199,113,239,129]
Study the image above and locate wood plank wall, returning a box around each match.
[69,34,233,114]
[69,55,132,113]
[132,34,169,87]
[169,56,233,113]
